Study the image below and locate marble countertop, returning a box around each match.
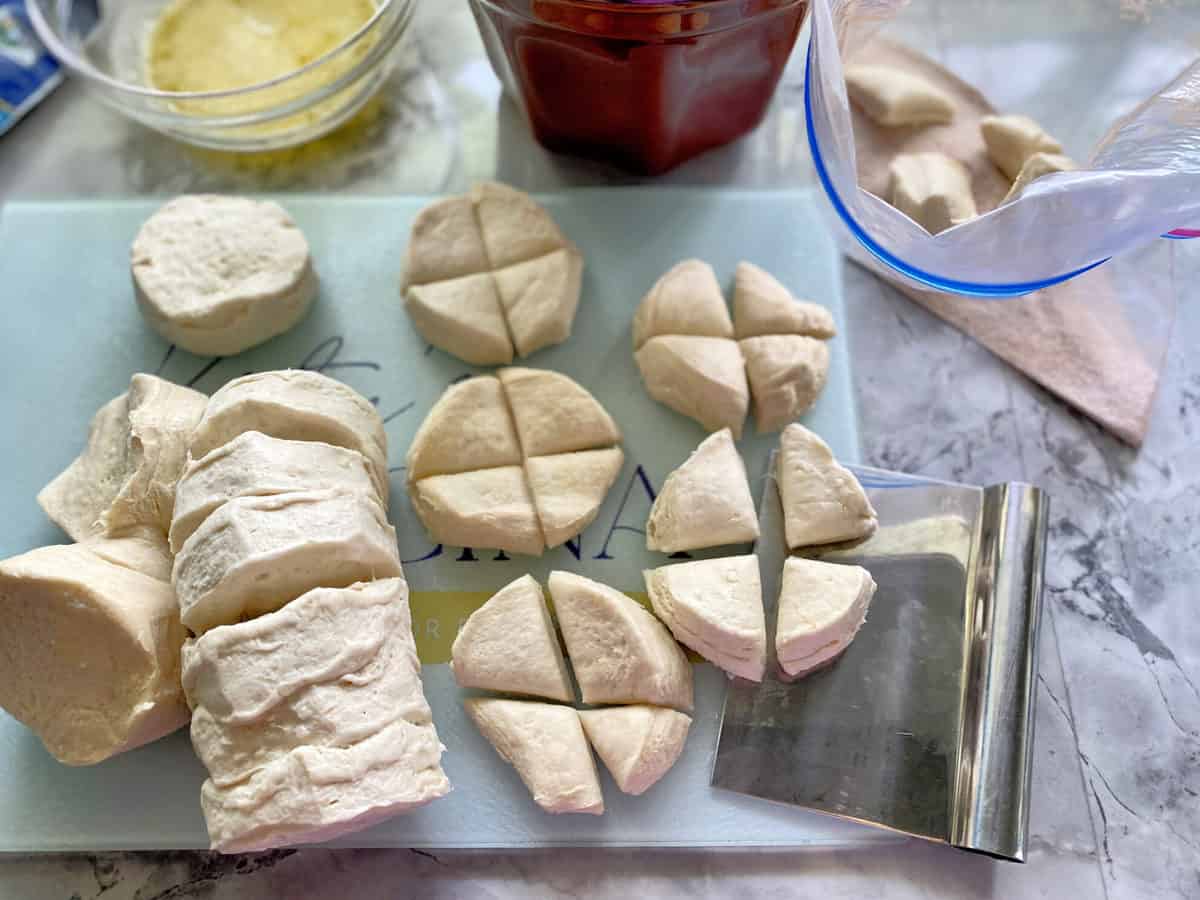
[1,2,1197,898]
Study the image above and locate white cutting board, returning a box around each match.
[0,189,887,850]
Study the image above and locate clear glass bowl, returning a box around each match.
[26,0,415,151]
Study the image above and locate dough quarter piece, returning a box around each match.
[776,557,876,678]
[170,432,379,553]
[635,335,749,438]
[548,570,693,712]
[189,370,389,502]
[173,488,402,635]
[37,374,207,542]
[402,194,490,288]
[741,334,831,432]
[405,375,523,482]
[632,259,734,350]
[524,447,624,548]
[464,698,603,815]
[646,428,758,553]
[888,152,978,234]
[644,555,766,682]
[471,181,569,269]
[777,424,878,549]
[844,64,956,127]
[733,262,836,340]
[0,543,188,765]
[498,367,621,457]
[131,195,316,356]
[404,272,514,366]
[200,717,451,853]
[1002,152,1077,204]
[980,114,1064,181]
[579,706,691,796]
[450,574,573,702]
[409,466,545,557]
[492,246,583,358]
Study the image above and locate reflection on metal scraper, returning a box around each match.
[711,460,1048,862]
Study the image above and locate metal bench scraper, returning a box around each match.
[711,462,1049,862]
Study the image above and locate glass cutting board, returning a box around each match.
[0,189,889,850]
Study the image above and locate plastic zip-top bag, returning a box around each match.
[806,0,1200,296]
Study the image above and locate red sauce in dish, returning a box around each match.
[471,0,809,174]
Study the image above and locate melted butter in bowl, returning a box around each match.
[146,0,380,130]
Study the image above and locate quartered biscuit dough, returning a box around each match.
[465,698,604,815]
[450,574,574,702]
[549,571,693,712]
[406,368,623,555]
[0,539,188,765]
[635,260,835,435]
[776,557,876,679]
[646,428,758,553]
[645,554,767,682]
[38,374,207,541]
[579,706,691,796]
[131,195,317,356]
[777,424,878,549]
[402,183,582,363]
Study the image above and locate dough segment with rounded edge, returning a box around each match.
[189,369,390,503]
[38,374,207,542]
[646,428,758,553]
[636,335,750,437]
[888,152,978,234]
[132,195,317,357]
[741,335,830,433]
[549,570,693,712]
[498,367,621,458]
[450,574,574,702]
[404,272,513,367]
[404,375,523,481]
[733,262,836,341]
[465,698,603,815]
[0,538,188,765]
[402,183,582,363]
[524,448,624,549]
[170,431,379,553]
[410,466,546,558]
[632,259,733,350]
[776,557,876,678]
[844,64,956,127]
[1002,152,1077,204]
[645,555,767,682]
[980,114,1064,181]
[579,706,691,796]
[777,423,878,549]
[406,368,623,555]
[173,488,402,635]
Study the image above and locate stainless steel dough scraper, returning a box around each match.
[711,461,1049,862]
